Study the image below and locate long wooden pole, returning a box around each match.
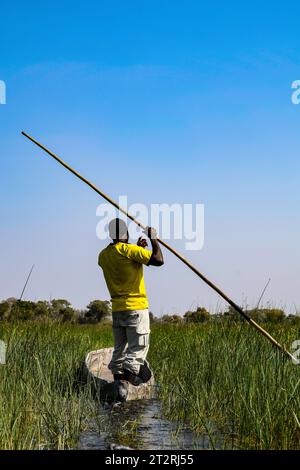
[21,131,295,361]
[19,264,35,301]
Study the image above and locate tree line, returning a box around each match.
[157,306,300,324]
[0,298,299,324]
[0,298,111,323]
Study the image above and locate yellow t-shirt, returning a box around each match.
[98,242,152,312]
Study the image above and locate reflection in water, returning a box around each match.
[78,399,213,450]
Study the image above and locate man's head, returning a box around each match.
[109,218,129,242]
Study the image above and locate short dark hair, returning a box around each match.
[108,218,128,240]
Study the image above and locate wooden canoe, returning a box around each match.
[83,348,157,402]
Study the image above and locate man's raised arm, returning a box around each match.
[145,227,164,266]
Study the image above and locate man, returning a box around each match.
[98,218,164,389]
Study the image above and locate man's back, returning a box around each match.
[98,220,164,388]
[98,242,152,312]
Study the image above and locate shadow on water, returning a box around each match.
[78,399,219,450]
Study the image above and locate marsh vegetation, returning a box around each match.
[0,319,299,449]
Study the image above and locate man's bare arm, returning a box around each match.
[144,227,164,266]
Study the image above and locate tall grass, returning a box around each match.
[149,321,300,449]
[0,320,299,449]
[0,322,112,449]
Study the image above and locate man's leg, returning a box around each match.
[108,312,128,376]
[122,310,150,378]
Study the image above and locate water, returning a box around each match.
[78,399,213,450]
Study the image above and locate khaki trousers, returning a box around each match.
[108,309,150,375]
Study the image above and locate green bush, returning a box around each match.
[184,307,211,323]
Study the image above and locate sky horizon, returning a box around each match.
[1,1,299,316]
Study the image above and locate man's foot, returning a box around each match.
[123,361,152,386]
[123,369,143,386]
[113,373,125,381]
[138,360,152,383]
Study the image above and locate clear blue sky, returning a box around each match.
[1,1,299,314]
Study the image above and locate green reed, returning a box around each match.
[149,321,300,449]
[0,320,299,449]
